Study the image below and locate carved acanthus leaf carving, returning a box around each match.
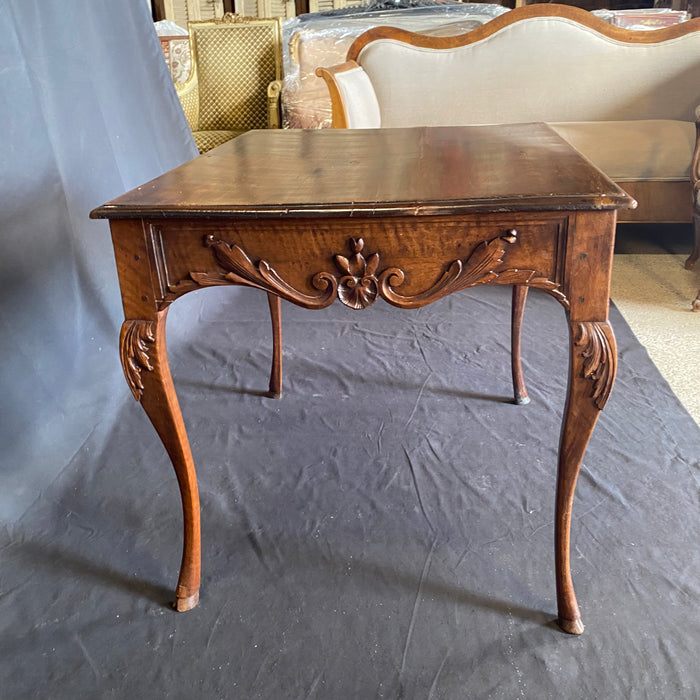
[378,231,568,309]
[573,321,617,409]
[190,232,567,311]
[190,235,337,310]
[120,320,155,401]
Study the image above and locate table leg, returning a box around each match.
[555,319,617,634]
[120,311,201,611]
[511,285,529,405]
[267,292,283,397]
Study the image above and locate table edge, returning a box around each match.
[90,194,636,220]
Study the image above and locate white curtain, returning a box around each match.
[0,1,198,520]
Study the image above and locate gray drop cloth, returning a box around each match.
[1,285,698,699]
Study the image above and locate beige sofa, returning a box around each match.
[317,4,700,272]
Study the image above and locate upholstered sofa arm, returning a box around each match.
[267,80,283,130]
[316,62,381,129]
[176,76,199,132]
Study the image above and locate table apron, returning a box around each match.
[113,213,579,316]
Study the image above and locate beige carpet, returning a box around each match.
[611,224,700,427]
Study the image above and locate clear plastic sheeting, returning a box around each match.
[282,3,509,129]
[154,19,189,36]
[592,7,689,30]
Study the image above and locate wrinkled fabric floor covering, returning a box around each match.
[2,285,699,699]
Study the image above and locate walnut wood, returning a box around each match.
[556,320,617,634]
[511,286,529,405]
[122,311,201,612]
[345,3,700,61]
[189,229,568,310]
[91,126,632,220]
[314,62,354,130]
[267,292,282,397]
[615,181,691,225]
[92,125,633,631]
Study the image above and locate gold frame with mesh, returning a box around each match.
[176,13,283,153]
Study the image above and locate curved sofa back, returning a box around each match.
[326,5,700,128]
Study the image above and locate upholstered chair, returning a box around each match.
[175,14,285,395]
[176,14,283,153]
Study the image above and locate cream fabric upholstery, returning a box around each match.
[549,120,695,181]
[328,14,700,190]
[356,17,700,127]
[334,68,381,129]
[282,6,507,129]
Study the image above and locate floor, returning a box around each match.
[611,223,700,426]
[3,277,699,699]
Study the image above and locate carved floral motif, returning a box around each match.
[573,321,617,409]
[190,231,568,310]
[120,320,155,401]
[335,238,379,309]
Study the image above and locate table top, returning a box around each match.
[91,124,635,220]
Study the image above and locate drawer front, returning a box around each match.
[146,212,569,310]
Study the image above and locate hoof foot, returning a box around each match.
[175,591,199,612]
[267,390,282,399]
[557,617,584,635]
[514,395,530,406]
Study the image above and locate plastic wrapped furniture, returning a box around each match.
[591,8,689,30]
[282,3,508,129]
[156,20,192,83]
[176,13,283,153]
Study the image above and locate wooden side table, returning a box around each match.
[91,124,635,634]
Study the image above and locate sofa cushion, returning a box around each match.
[549,120,695,181]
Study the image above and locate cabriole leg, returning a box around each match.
[555,319,617,634]
[120,310,201,611]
